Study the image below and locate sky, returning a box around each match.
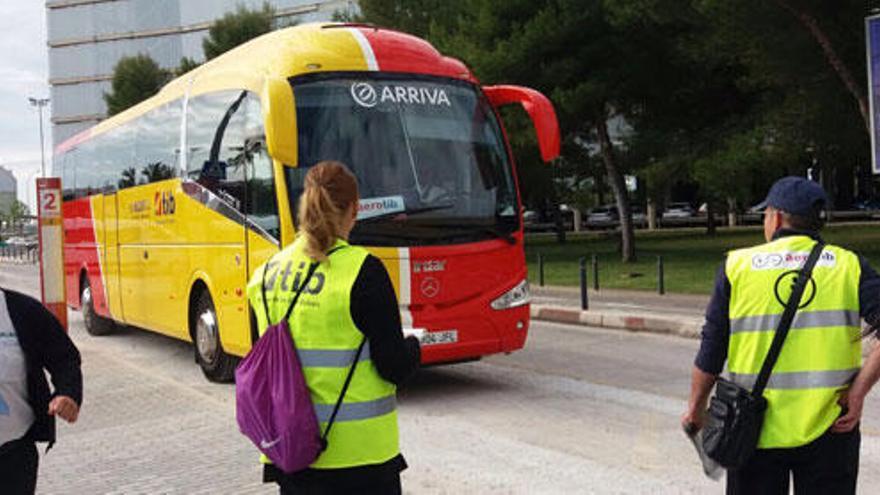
[0,2,50,212]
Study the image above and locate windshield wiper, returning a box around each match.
[358,203,455,224]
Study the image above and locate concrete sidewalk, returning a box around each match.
[530,285,708,338]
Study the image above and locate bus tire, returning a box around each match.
[81,278,115,336]
[192,290,236,383]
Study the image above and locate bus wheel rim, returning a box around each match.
[82,286,93,327]
[196,309,218,364]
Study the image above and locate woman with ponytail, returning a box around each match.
[247,161,421,495]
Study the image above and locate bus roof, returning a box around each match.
[55,22,477,155]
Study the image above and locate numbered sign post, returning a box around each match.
[37,178,67,330]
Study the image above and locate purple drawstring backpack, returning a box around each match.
[235,259,365,473]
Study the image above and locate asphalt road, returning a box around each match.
[1,263,878,493]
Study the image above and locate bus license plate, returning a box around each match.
[420,330,458,346]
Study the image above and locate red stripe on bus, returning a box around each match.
[55,128,94,155]
[62,197,110,318]
[356,28,477,82]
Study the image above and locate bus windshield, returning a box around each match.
[287,74,519,246]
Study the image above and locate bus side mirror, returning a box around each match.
[262,78,298,165]
[483,85,561,163]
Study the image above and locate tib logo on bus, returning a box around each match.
[154,190,176,216]
[350,82,452,108]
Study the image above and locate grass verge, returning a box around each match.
[524,224,880,294]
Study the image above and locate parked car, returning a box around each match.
[746,202,766,213]
[587,205,618,222]
[662,202,695,219]
[585,205,618,229]
[1,236,38,249]
[853,198,880,211]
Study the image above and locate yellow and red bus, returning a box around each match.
[52,23,560,381]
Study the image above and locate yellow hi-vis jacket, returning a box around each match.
[726,234,862,448]
[247,237,399,469]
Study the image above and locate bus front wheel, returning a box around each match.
[192,291,236,383]
[81,278,115,336]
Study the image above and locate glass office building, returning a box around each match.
[47,0,356,146]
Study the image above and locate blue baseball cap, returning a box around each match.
[755,176,827,217]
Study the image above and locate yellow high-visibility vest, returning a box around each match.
[247,237,399,468]
[726,235,862,448]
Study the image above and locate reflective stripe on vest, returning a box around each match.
[725,235,862,449]
[730,310,859,334]
[729,368,859,390]
[314,396,397,423]
[246,238,400,469]
[298,343,372,368]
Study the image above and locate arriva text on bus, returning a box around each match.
[351,82,452,108]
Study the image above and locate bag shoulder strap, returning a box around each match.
[752,240,826,397]
[318,244,365,448]
[320,336,367,449]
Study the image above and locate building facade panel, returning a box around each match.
[50,36,183,81]
[48,0,181,41]
[51,81,110,118]
[0,167,19,215]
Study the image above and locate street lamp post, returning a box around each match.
[28,97,49,178]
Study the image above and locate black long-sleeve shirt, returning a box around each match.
[2,289,82,448]
[695,229,880,374]
[350,255,421,385]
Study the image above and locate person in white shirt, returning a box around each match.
[0,288,82,495]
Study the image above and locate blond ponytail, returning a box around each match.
[297,161,359,261]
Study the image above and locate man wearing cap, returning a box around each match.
[682,176,880,493]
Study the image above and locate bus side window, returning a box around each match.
[105,122,137,191]
[76,139,99,198]
[244,96,279,241]
[186,90,249,212]
[62,149,77,201]
[134,101,180,185]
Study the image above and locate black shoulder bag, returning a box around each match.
[702,241,826,469]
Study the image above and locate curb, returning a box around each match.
[531,304,702,339]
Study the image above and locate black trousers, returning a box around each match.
[0,438,39,495]
[278,472,401,495]
[727,427,860,495]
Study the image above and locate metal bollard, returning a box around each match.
[580,256,589,310]
[591,254,599,291]
[538,253,545,287]
[657,255,665,295]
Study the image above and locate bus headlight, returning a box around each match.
[491,279,530,310]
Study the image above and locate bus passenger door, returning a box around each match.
[245,141,282,326]
[102,191,123,321]
[117,186,151,327]
[183,89,262,356]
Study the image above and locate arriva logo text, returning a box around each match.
[751,250,836,270]
[351,82,452,108]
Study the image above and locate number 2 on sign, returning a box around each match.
[41,191,57,213]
